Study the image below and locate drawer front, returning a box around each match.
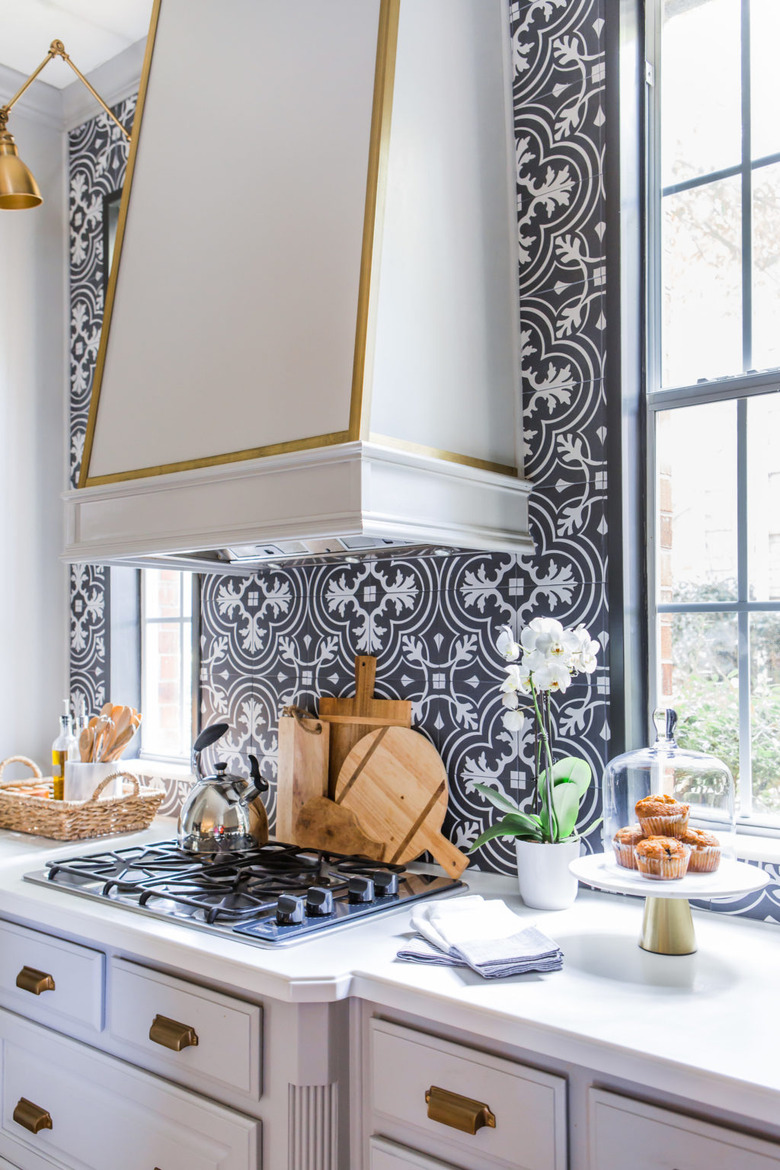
[371,1136,464,1169]
[109,958,262,1099]
[0,919,103,1034]
[370,1020,566,1170]
[0,1009,260,1170]
[590,1090,780,1170]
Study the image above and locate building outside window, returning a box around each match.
[647,0,780,823]
[140,569,196,763]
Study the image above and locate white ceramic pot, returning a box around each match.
[515,837,581,910]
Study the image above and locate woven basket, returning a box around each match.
[0,756,165,840]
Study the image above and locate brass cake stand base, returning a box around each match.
[639,896,696,955]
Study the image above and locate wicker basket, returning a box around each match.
[0,756,165,840]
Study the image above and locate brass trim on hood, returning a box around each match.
[79,0,400,489]
[78,0,161,489]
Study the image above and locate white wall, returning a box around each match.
[0,107,68,765]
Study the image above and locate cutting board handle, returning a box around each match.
[354,656,377,707]
[427,831,470,878]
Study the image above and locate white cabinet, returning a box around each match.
[0,1008,260,1170]
[370,1136,463,1170]
[0,919,103,1035]
[108,957,263,1101]
[369,1019,566,1170]
[589,1089,780,1170]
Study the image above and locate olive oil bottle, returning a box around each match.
[52,701,77,800]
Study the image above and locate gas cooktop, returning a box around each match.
[24,839,465,947]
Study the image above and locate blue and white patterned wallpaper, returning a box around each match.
[68,1,780,923]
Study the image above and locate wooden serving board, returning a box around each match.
[276,711,330,844]
[318,656,411,797]
[334,727,469,878]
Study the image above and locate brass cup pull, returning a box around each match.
[425,1085,496,1135]
[16,966,55,995]
[13,1097,53,1134]
[149,1013,199,1052]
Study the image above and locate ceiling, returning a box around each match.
[0,0,153,88]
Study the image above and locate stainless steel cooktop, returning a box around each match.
[24,839,464,948]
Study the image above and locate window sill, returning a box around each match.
[734,832,780,866]
[121,758,195,783]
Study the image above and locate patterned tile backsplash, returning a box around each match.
[66,0,780,923]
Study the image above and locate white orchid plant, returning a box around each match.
[470,618,600,847]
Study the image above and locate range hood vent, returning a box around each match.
[65,0,532,571]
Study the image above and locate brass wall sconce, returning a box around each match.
[0,39,131,209]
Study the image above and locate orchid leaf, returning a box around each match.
[551,756,591,799]
[551,778,581,839]
[469,812,544,851]
[469,782,522,817]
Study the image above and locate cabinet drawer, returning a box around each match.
[108,957,262,1099]
[0,919,103,1034]
[370,1020,566,1170]
[0,1008,260,1170]
[590,1090,780,1170]
[371,1136,465,1169]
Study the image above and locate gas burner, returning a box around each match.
[28,838,465,948]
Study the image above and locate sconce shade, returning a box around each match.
[0,127,42,209]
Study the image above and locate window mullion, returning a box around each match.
[737,397,752,815]
[741,0,752,371]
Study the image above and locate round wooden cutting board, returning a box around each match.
[334,727,469,878]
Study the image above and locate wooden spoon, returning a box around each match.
[79,724,95,762]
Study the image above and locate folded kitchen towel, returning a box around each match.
[396,895,564,979]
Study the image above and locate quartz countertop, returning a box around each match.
[0,825,777,1130]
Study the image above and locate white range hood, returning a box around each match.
[64,0,531,573]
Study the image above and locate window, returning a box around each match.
[647,0,780,822]
[140,569,196,762]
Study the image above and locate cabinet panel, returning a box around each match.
[0,919,103,1034]
[371,1019,566,1170]
[108,957,262,1099]
[590,1089,780,1170]
[370,1136,463,1169]
[0,1009,260,1170]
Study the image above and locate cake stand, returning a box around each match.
[569,853,770,955]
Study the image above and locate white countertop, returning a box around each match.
[0,825,777,1129]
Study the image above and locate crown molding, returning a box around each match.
[62,38,144,131]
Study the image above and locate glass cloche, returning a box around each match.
[602,708,736,860]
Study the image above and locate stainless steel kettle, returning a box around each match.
[178,723,269,854]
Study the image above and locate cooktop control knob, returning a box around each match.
[348,875,375,904]
[306,886,334,917]
[373,871,399,897]
[276,894,305,926]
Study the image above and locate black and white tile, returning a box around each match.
[68,100,135,717]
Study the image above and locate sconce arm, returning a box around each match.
[0,40,131,140]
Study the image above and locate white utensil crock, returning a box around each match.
[64,761,122,802]
[515,836,581,910]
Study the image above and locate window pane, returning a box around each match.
[662,177,742,387]
[747,392,780,600]
[750,611,780,816]
[144,568,184,619]
[143,622,186,758]
[661,0,741,186]
[751,163,780,370]
[750,0,780,160]
[656,403,738,602]
[660,611,740,789]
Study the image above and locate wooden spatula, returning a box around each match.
[334,727,469,878]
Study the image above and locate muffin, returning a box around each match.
[612,824,645,870]
[635,836,690,880]
[635,793,690,839]
[680,828,721,873]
